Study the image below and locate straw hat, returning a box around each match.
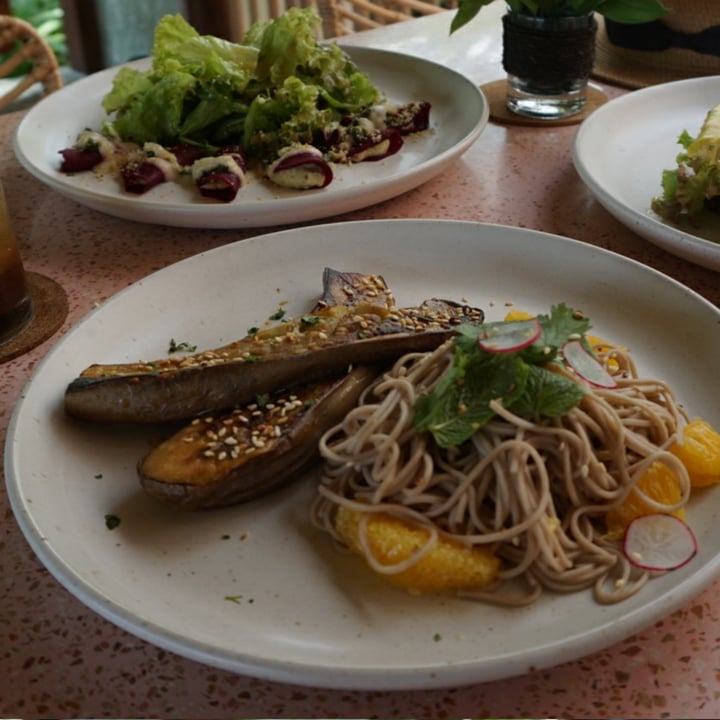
[592,0,720,89]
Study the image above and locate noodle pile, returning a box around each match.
[312,341,691,605]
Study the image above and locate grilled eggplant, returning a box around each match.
[138,365,378,509]
[65,297,484,425]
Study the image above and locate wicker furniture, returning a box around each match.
[317,0,456,37]
[0,14,62,112]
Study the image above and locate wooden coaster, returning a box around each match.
[480,79,608,126]
[0,272,68,364]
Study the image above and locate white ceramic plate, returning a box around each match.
[6,220,720,690]
[12,47,487,229]
[573,76,720,272]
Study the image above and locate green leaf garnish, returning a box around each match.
[168,338,197,353]
[414,304,591,448]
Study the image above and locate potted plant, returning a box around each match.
[450,0,668,119]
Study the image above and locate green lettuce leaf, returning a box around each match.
[109,70,197,144]
[99,8,381,156]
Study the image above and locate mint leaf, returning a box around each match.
[512,365,585,419]
[414,351,528,448]
[413,305,591,448]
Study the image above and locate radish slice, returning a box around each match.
[623,513,698,571]
[477,318,541,353]
[562,339,617,388]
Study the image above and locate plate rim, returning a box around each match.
[12,46,489,229]
[6,218,720,690]
[572,75,720,272]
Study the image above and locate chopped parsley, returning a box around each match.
[269,308,286,321]
[414,304,590,448]
[300,314,321,328]
[104,513,121,530]
[224,594,254,604]
[168,338,197,353]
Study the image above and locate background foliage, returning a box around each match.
[5,0,68,71]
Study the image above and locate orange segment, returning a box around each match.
[503,309,534,322]
[335,507,500,594]
[671,419,720,488]
[605,461,686,539]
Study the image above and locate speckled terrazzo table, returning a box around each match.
[3,7,720,720]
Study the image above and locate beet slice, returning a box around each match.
[121,162,167,194]
[58,147,103,173]
[349,128,403,162]
[197,171,243,202]
[269,149,333,188]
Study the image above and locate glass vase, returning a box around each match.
[502,11,598,119]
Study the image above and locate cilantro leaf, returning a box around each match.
[521,303,590,364]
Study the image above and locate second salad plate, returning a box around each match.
[573,75,720,272]
[14,47,488,229]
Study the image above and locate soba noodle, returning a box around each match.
[312,340,691,605]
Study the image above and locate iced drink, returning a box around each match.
[0,181,31,343]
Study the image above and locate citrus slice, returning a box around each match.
[671,419,720,488]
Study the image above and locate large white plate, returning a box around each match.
[6,220,720,690]
[573,76,720,272]
[12,47,487,229]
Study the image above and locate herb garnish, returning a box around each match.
[168,338,197,353]
[105,513,121,530]
[270,308,286,321]
[300,314,321,328]
[413,304,590,448]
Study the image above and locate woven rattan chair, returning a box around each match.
[228,0,319,38]
[0,14,62,112]
[317,0,457,37]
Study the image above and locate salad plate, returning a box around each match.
[6,219,720,690]
[573,75,720,272]
[13,47,487,229]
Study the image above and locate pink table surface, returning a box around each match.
[3,11,720,720]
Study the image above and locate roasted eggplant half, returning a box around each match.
[65,298,484,424]
[138,365,378,509]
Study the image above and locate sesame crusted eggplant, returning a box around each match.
[64,267,484,425]
[138,365,378,509]
[65,297,484,424]
[137,269,395,508]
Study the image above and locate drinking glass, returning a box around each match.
[0,179,32,344]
